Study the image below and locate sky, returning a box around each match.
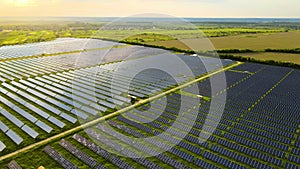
[0,0,299,18]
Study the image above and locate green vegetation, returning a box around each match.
[0,20,299,67]
[123,33,176,43]
[0,30,56,46]
[0,21,287,46]
[147,31,300,50]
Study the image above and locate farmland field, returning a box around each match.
[0,38,300,169]
[147,31,300,50]
[228,52,300,65]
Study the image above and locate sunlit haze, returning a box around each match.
[0,0,299,18]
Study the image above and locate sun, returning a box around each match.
[6,0,36,7]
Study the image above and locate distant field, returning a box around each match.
[147,31,300,50]
[229,52,300,65]
[0,26,285,46]
[1,22,299,66]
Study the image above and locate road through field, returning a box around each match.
[0,61,243,162]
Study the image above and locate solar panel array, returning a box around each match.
[39,63,300,169]
[0,46,143,82]
[0,38,299,168]
[0,38,233,157]
[7,160,22,169]
[0,38,124,60]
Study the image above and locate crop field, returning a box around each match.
[147,31,300,50]
[228,52,300,65]
[0,21,286,46]
[0,38,299,169]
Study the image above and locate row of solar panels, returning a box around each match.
[0,45,137,82]
[0,54,184,100]
[0,38,123,60]
[0,55,198,150]
[42,94,216,168]
[116,100,294,168]
[13,62,299,168]
[109,65,300,168]
[0,43,199,84]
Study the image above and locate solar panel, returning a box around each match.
[2,83,19,92]
[95,89,113,98]
[35,120,53,133]
[21,125,39,139]
[11,81,28,91]
[95,93,107,100]
[36,77,52,84]
[0,77,5,82]
[36,86,56,97]
[113,95,130,103]
[106,98,124,106]
[44,145,79,169]
[0,87,9,95]
[72,95,91,105]
[43,75,60,83]
[28,78,45,86]
[70,109,88,120]
[0,141,5,152]
[59,139,97,167]
[20,80,37,88]
[46,97,72,111]
[60,113,77,124]
[72,101,82,109]
[0,109,24,128]
[88,103,107,112]
[12,106,38,123]
[44,85,65,95]
[0,120,9,133]
[50,74,66,82]
[128,91,144,98]
[48,116,65,128]
[55,95,73,105]
[81,106,98,116]
[7,92,25,105]
[27,88,47,100]
[0,95,15,108]
[25,103,50,119]
[8,160,22,169]
[36,100,61,115]
[97,85,122,95]
[16,90,38,103]
[6,130,23,145]
[99,100,115,109]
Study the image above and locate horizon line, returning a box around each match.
[1,16,300,19]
